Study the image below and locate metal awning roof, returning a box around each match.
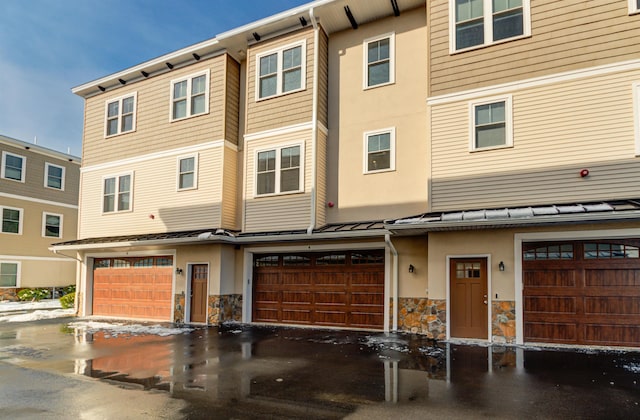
[385,199,640,234]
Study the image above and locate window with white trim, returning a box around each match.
[44,162,65,190]
[103,173,132,213]
[171,70,210,121]
[630,0,640,14]
[43,212,62,238]
[1,206,22,235]
[1,151,26,182]
[105,92,137,137]
[256,41,306,100]
[451,0,530,52]
[470,96,513,151]
[634,82,640,156]
[0,261,19,288]
[364,128,396,173]
[177,154,198,190]
[364,33,395,88]
[256,144,303,196]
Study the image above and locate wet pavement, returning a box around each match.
[1,317,640,419]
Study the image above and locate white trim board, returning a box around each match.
[0,192,78,210]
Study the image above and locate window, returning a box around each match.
[451,0,530,52]
[103,173,132,213]
[364,128,395,173]
[256,144,303,196]
[177,154,198,190]
[1,151,25,182]
[1,207,22,235]
[171,70,210,121]
[0,262,19,288]
[256,41,306,100]
[44,163,65,190]
[630,0,640,14]
[364,33,395,88]
[584,243,640,259]
[42,213,62,238]
[523,244,574,260]
[470,96,513,151]
[105,93,137,137]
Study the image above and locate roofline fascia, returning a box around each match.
[0,135,81,162]
[385,211,640,232]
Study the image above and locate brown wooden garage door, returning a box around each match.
[93,256,173,320]
[252,250,385,329]
[523,240,640,347]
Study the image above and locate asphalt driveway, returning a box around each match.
[0,316,639,419]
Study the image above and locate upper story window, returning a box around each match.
[630,0,640,14]
[42,212,62,238]
[256,41,306,100]
[256,144,303,196]
[1,151,25,182]
[177,154,198,191]
[171,70,210,121]
[451,0,530,52]
[105,92,137,137]
[364,33,395,89]
[103,173,132,213]
[1,206,22,235]
[469,95,513,151]
[44,162,65,190]
[0,261,20,288]
[364,128,396,173]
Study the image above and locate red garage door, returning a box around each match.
[252,250,385,330]
[93,256,173,321]
[523,240,640,347]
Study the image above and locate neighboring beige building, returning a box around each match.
[54,0,640,349]
[0,135,80,300]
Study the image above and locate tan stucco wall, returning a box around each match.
[393,236,428,297]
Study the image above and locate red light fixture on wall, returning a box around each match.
[580,169,589,178]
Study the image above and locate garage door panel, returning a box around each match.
[314,272,348,286]
[585,269,640,286]
[282,291,312,304]
[314,291,346,305]
[351,312,383,328]
[351,272,384,286]
[315,311,346,325]
[523,270,576,287]
[525,321,577,342]
[524,296,576,314]
[584,324,640,346]
[351,292,383,306]
[585,297,640,315]
[282,309,312,323]
[282,272,311,285]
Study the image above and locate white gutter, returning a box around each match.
[385,234,399,332]
[307,6,320,235]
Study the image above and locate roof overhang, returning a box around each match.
[0,134,81,162]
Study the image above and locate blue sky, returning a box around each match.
[0,0,309,157]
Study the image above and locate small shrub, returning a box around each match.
[61,285,76,295]
[60,292,75,309]
[17,288,50,302]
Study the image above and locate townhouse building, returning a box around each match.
[54,0,640,349]
[1,135,80,300]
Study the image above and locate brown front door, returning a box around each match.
[190,264,208,323]
[450,258,488,339]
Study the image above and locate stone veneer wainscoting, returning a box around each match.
[396,298,446,340]
[174,293,186,323]
[492,301,516,343]
[0,288,18,301]
[208,294,243,324]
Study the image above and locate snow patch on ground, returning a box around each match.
[623,362,640,374]
[68,320,194,337]
[0,299,62,312]
[1,309,74,323]
[363,335,410,353]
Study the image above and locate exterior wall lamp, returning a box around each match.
[176,268,183,275]
[498,261,505,272]
[408,264,415,273]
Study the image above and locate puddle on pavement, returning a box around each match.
[2,320,640,418]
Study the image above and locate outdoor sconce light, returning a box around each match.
[176,268,183,275]
[498,261,505,272]
[409,264,415,273]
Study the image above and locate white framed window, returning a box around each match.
[469,95,513,151]
[1,151,26,182]
[363,33,395,89]
[255,143,304,196]
[634,82,640,156]
[105,92,137,137]
[256,41,306,100]
[630,0,640,14]
[170,70,210,121]
[363,128,396,174]
[103,173,133,213]
[42,212,63,238]
[450,0,531,53]
[0,261,20,288]
[177,154,198,191]
[44,162,65,190]
[1,206,22,235]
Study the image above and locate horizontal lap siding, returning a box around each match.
[431,70,640,210]
[429,0,640,96]
[317,28,329,128]
[79,146,224,238]
[222,147,238,229]
[224,56,241,145]
[245,28,315,134]
[82,55,229,167]
[316,129,327,228]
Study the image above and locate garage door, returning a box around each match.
[93,256,173,321]
[252,250,385,329]
[523,240,640,347]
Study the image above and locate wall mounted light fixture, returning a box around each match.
[176,268,183,275]
[498,261,505,272]
[409,264,415,273]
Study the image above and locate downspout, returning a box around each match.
[385,234,399,332]
[307,7,319,234]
